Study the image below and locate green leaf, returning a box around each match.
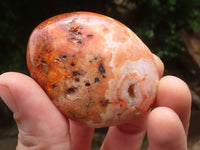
[168,0,176,5]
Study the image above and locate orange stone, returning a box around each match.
[27,12,159,127]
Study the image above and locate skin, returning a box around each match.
[0,55,191,150]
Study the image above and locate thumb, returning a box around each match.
[0,72,71,149]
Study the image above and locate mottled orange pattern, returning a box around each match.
[27,12,159,127]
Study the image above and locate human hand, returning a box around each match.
[100,55,191,150]
[0,55,191,150]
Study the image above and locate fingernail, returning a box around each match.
[0,85,18,112]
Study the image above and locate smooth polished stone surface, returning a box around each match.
[27,12,159,127]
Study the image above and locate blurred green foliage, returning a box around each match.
[0,0,200,126]
[108,0,200,58]
[136,0,200,57]
[0,0,36,74]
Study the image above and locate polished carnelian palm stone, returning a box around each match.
[27,12,159,127]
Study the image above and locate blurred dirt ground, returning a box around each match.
[0,110,200,150]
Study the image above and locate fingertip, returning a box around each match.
[0,72,66,125]
[152,54,164,78]
[0,72,42,98]
[157,75,192,108]
[148,107,183,137]
[147,107,187,150]
[158,76,191,96]
[156,75,191,133]
[0,72,34,113]
[0,72,49,113]
[0,72,32,84]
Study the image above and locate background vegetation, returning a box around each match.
[0,0,200,127]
